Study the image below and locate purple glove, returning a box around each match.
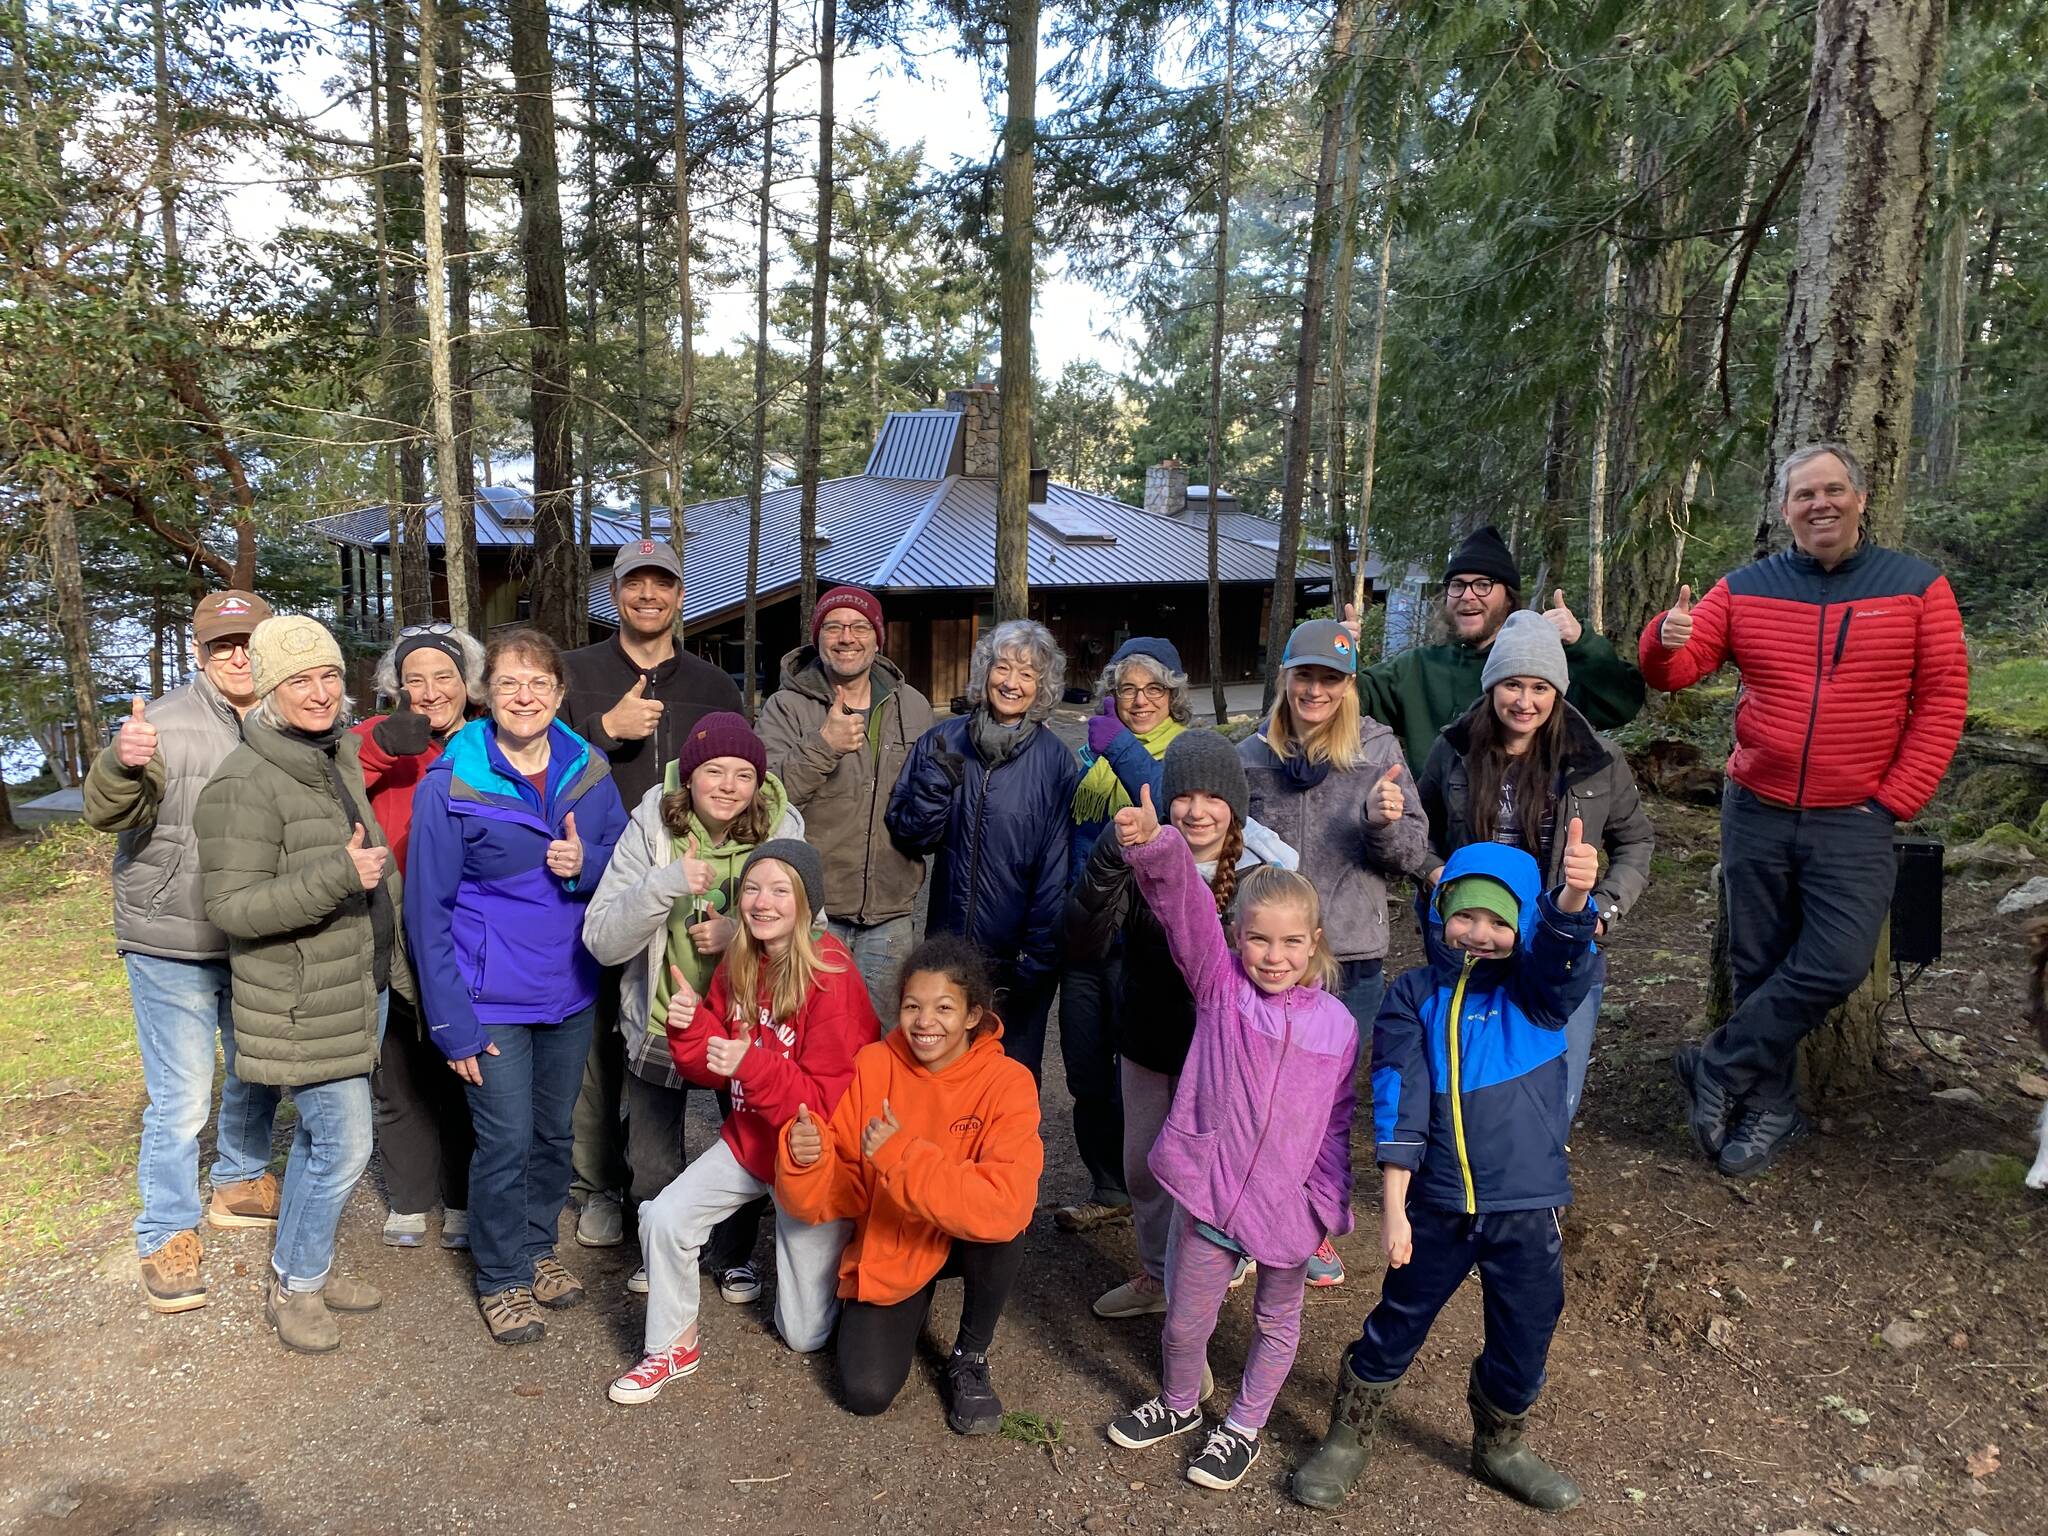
[1087,710,1124,756]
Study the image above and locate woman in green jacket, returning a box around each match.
[196,616,396,1354]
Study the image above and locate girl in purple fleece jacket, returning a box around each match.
[1101,784,1358,1493]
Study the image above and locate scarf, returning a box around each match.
[1072,715,1185,824]
[651,772,791,1021]
[1265,729,1333,794]
[969,705,1038,768]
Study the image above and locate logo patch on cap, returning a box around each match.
[1333,633,1353,660]
[216,597,252,615]
[638,541,655,554]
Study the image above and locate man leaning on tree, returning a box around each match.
[1644,444,1969,1178]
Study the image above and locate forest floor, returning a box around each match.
[2,767,2045,1536]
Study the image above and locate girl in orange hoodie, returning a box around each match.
[777,934,1044,1433]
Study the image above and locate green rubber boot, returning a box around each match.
[1289,1355,1401,1509]
[1467,1364,1581,1513]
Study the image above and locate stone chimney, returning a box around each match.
[946,382,1002,479]
[1144,458,1189,518]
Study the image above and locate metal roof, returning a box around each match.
[308,486,652,551]
[863,411,960,479]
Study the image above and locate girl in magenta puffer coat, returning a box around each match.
[1098,784,1358,1495]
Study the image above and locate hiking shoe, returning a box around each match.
[1186,1425,1261,1491]
[1672,1043,1735,1160]
[1054,1198,1133,1233]
[1306,1237,1345,1288]
[944,1349,1004,1435]
[139,1231,207,1315]
[575,1191,625,1248]
[625,1265,650,1296]
[608,1339,701,1404]
[1107,1395,1204,1450]
[440,1208,469,1251]
[206,1173,280,1230]
[532,1254,586,1309]
[1094,1273,1168,1319]
[265,1280,338,1354]
[716,1262,762,1304]
[1228,1256,1255,1290]
[1717,1103,1810,1179]
[322,1274,383,1313]
[382,1211,428,1248]
[479,1286,547,1345]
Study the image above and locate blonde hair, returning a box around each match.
[1263,679,1365,771]
[719,864,843,1026]
[1233,866,1342,992]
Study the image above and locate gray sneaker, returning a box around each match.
[1672,1043,1735,1160]
[1717,1104,1809,1178]
[575,1191,625,1248]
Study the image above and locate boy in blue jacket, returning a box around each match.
[1292,826,1601,1514]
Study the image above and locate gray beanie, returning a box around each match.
[742,839,826,919]
[1480,610,1569,694]
[1160,730,1250,830]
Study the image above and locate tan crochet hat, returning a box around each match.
[247,615,345,698]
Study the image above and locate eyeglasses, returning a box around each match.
[490,676,560,699]
[818,620,876,640]
[205,640,251,660]
[1114,683,1169,705]
[398,621,456,637]
[1445,578,1497,599]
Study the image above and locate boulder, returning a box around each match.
[1945,823,2041,878]
[1996,875,2048,916]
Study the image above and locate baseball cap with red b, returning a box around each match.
[193,590,274,645]
[611,539,683,584]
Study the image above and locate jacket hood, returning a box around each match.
[654,762,791,851]
[1440,697,1606,776]
[880,1015,1010,1078]
[1433,841,1543,940]
[776,646,907,704]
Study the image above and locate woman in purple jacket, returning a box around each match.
[405,628,627,1345]
[1097,784,1358,1495]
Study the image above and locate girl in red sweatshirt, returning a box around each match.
[607,840,879,1404]
[777,934,1043,1433]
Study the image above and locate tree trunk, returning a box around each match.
[993,0,1039,624]
[668,0,695,559]
[578,1,599,630]
[149,0,182,302]
[1323,57,1365,619]
[367,8,401,616]
[1351,127,1397,616]
[1202,0,1237,723]
[631,6,653,538]
[1539,390,1573,589]
[1585,135,1635,636]
[509,0,581,643]
[1261,0,1353,706]
[1920,141,1965,488]
[418,0,472,633]
[795,0,837,633]
[1762,0,1946,554]
[383,0,429,621]
[743,0,781,718]
[42,471,100,765]
[443,5,481,626]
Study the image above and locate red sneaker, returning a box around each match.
[607,1339,702,1404]
[1305,1237,1346,1288]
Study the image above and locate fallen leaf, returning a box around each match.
[513,1383,543,1399]
[1948,1331,1969,1351]
[1964,1444,2000,1478]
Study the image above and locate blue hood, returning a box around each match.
[1431,841,1543,942]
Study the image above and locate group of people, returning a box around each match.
[85,442,1966,1508]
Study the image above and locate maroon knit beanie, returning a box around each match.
[812,585,885,643]
[674,710,767,784]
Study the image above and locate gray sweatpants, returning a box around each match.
[1121,1060,1179,1285]
[639,1136,849,1355]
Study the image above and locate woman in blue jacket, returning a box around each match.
[405,628,627,1345]
[886,619,1078,1083]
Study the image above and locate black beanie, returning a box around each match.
[1160,730,1250,830]
[1443,525,1521,589]
[742,839,826,920]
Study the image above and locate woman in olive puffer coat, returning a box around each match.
[196,615,396,1355]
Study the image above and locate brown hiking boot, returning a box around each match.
[207,1173,281,1230]
[139,1231,207,1314]
[321,1273,383,1313]
[480,1286,547,1344]
[532,1254,586,1310]
[265,1280,339,1354]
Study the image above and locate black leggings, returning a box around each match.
[837,1238,1025,1416]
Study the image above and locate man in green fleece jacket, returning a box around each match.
[1355,526,1646,770]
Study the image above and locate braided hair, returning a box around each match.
[1208,822,1246,917]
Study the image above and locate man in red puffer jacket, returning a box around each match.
[1641,443,1968,1178]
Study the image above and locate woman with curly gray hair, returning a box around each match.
[886,619,1079,1080]
[352,622,487,1251]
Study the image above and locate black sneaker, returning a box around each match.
[1107,1395,1204,1450]
[944,1349,1004,1435]
[1186,1425,1262,1491]
[1672,1043,1735,1159]
[1717,1103,1809,1178]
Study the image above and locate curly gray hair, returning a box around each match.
[373,624,488,710]
[1093,652,1193,726]
[966,619,1067,724]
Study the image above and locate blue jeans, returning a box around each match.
[826,915,915,1029]
[1337,960,1386,1043]
[273,1072,373,1291]
[126,953,281,1257]
[1563,980,1602,1125]
[464,1009,594,1296]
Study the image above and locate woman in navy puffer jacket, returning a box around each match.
[887,620,1078,1083]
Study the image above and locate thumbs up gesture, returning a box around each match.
[1114,783,1162,848]
[115,694,160,769]
[703,1019,750,1078]
[820,686,866,754]
[861,1097,901,1160]
[603,675,665,742]
[679,831,715,896]
[371,686,434,757]
[1558,816,1598,912]
[788,1102,823,1168]
[1366,761,1407,827]
[662,962,700,1034]
[345,822,389,890]
[546,809,584,880]
[1340,600,1363,645]
[1543,588,1583,646]
[1659,585,1695,651]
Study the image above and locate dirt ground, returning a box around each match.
[2,791,2045,1536]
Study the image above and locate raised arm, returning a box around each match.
[1121,817,1233,1009]
[1638,579,1733,693]
[884,726,958,853]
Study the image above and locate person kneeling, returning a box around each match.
[1291,827,1600,1514]
[607,841,879,1404]
[776,935,1042,1433]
